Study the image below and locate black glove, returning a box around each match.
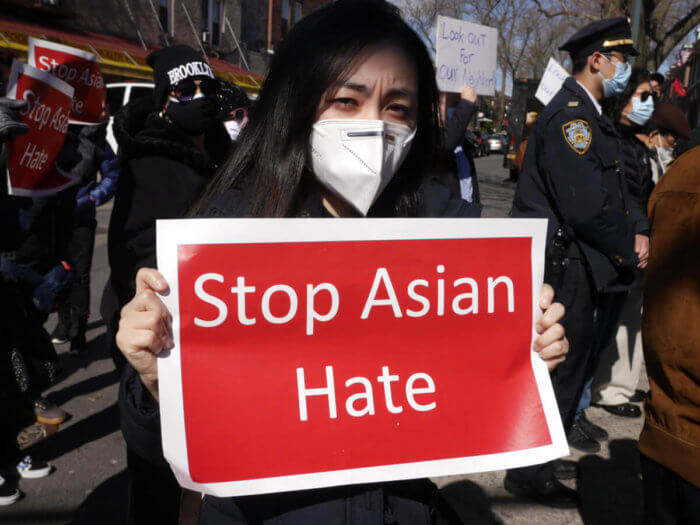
[0,97,30,144]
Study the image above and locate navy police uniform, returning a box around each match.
[506,18,645,505]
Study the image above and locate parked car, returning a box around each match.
[472,129,490,156]
[487,134,506,153]
[105,82,155,153]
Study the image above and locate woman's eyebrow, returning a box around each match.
[385,87,415,98]
[335,80,368,93]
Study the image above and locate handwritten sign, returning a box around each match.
[28,38,106,125]
[156,218,567,497]
[535,58,569,106]
[435,16,498,96]
[5,60,77,197]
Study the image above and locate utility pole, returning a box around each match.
[629,0,642,65]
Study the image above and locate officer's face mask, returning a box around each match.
[310,119,416,216]
[599,55,631,98]
[165,94,221,136]
[625,94,654,125]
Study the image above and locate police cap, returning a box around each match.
[559,17,639,60]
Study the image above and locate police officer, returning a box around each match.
[505,18,649,508]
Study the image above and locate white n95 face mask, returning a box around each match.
[310,119,416,215]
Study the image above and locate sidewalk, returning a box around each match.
[0,155,647,524]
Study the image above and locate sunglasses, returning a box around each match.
[637,91,659,102]
[172,78,220,103]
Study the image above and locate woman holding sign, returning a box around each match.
[116,1,570,522]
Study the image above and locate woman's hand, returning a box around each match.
[116,268,173,403]
[533,284,568,371]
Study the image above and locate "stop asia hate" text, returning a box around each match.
[193,265,516,335]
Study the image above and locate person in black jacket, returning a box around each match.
[114,2,569,523]
[99,45,231,524]
[587,69,655,420]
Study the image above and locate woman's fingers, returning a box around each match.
[539,283,554,310]
[536,301,565,334]
[536,336,569,371]
[136,267,169,294]
[533,321,565,352]
[123,288,172,324]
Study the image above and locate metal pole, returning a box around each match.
[224,16,261,88]
[630,0,642,65]
[181,1,209,60]
[147,0,171,46]
[267,0,274,53]
[121,0,148,51]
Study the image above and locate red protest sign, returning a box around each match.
[156,219,567,497]
[5,60,76,197]
[28,37,106,125]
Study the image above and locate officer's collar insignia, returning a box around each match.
[568,101,579,107]
[562,119,592,155]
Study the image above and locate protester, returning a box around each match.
[114,1,569,522]
[640,139,700,524]
[217,77,250,142]
[509,17,648,507]
[645,101,692,181]
[516,111,538,172]
[591,97,692,424]
[50,122,110,356]
[99,43,230,524]
[0,84,54,507]
[437,85,481,204]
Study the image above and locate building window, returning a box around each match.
[159,0,170,35]
[201,0,223,46]
[295,1,302,23]
[281,0,289,37]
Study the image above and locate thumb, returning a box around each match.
[135,268,169,294]
[0,97,28,110]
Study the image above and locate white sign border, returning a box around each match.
[156,218,568,497]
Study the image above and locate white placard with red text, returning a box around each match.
[5,60,76,197]
[28,37,106,125]
[156,218,568,497]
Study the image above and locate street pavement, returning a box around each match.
[0,154,647,524]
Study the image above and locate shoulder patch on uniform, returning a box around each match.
[562,119,592,154]
[567,101,579,107]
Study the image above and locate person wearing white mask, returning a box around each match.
[644,102,691,182]
[112,1,570,522]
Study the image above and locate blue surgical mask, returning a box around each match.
[446,107,456,120]
[600,57,631,97]
[626,95,654,125]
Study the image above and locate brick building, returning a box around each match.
[0,0,333,90]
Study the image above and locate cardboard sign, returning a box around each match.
[28,38,106,125]
[156,219,568,497]
[5,60,76,197]
[535,58,569,106]
[435,16,498,96]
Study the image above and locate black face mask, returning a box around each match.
[165,97,221,136]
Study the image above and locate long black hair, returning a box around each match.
[192,0,439,217]
[603,67,651,124]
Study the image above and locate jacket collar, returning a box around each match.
[562,77,618,134]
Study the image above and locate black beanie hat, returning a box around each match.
[147,45,215,109]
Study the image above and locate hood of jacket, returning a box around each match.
[113,96,231,176]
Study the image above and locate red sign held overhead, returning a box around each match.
[5,60,76,197]
[28,37,106,125]
[156,219,568,497]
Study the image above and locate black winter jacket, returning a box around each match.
[120,181,480,524]
[617,122,654,220]
[105,97,231,307]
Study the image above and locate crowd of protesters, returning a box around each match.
[0,0,698,523]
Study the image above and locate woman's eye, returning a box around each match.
[332,98,357,108]
[387,104,409,115]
